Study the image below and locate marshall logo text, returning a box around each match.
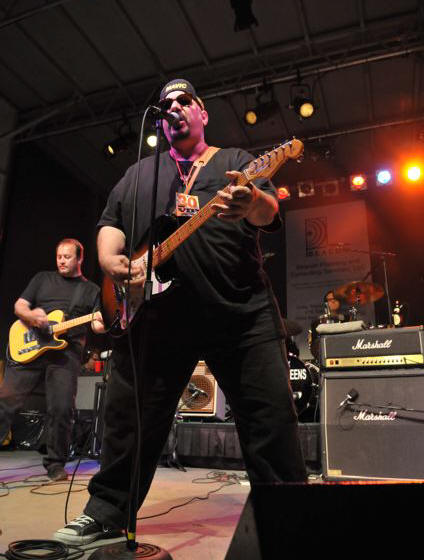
[353,410,397,421]
[352,338,393,351]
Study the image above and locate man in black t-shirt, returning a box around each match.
[55,79,306,545]
[0,238,101,481]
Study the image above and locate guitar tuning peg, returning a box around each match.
[296,154,304,163]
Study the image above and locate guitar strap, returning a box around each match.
[183,146,220,194]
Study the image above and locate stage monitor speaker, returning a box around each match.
[226,483,424,557]
[178,361,226,421]
[321,368,424,480]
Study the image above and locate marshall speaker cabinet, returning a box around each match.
[321,368,424,480]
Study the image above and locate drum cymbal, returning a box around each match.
[283,318,303,336]
[334,281,384,305]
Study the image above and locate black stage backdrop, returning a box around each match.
[0,143,107,355]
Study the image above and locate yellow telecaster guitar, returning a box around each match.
[101,138,304,335]
[9,310,101,364]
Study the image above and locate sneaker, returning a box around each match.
[53,514,122,545]
[47,465,68,482]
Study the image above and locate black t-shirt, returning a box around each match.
[20,271,100,343]
[98,147,285,345]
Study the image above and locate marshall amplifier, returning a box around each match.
[320,326,424,369]
[321,368,424,480]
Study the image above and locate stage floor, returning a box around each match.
[0,450,254,560]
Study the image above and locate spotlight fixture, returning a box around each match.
[406,164,422,182]
[376,169,393,186]
[289,75,315,121]
[244,100,279,126]
[277,186,291,200]
[317,180,340,197]
[244,86,279,126]
[230,0,258,31]
[297,180,315,198]
[293,96,315,119]
[350,174,368,191]
[103,130,137,158]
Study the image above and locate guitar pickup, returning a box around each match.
[24,331,37,343]
[18,344,41,354]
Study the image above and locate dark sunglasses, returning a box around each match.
[158,92,202,112]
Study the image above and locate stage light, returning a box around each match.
[406,165,421,182]
[244,100,279,126]
[146,134,157,148]
[376,169,393,186]
[350,174,367,191]
[244,109,258,126]
[293,96,315,119]
[297,180,315,197]
[231,0,258,31]
[277,186,291,200]
[318,180,339,197]
[103,131,137,158]
[289,79,315,121]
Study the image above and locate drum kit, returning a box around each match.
[287,280,385,421]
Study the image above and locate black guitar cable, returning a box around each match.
[2,540,84,560]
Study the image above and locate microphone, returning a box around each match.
[149,105,181,127]
[188,382,208,397]
[339,388,359,408]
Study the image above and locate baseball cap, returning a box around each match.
[159,78,204,108]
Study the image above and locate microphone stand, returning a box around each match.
[378,252,393,327]
[89,116,173,560]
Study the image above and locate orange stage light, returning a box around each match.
[349,174,367,191]
[277,186,291,200]
[406,165,422,182]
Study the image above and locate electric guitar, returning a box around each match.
[101,138,304,335]
[8,310,101,364]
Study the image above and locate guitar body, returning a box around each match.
[9,310,68,364]
[101,214,179,334]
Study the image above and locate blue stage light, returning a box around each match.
[376,169,392,185]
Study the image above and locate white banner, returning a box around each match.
[285,200,375,359]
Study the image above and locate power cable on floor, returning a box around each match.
[137,470,247,521]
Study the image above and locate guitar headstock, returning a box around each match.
[245,138,304,181]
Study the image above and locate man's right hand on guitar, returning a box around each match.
[30,307,49,328]
[100,254,145,286]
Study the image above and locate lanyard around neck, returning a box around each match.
[172,146,220,195]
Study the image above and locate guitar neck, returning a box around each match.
[152,171,250,267]
[52,313,99,335]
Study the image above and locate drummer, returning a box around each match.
[309,290,347,359]
[322,290,346,321]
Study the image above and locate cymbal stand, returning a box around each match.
[379,253,393,326]
[348,288,361,321]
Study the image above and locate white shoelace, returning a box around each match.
[70,514,96,527]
